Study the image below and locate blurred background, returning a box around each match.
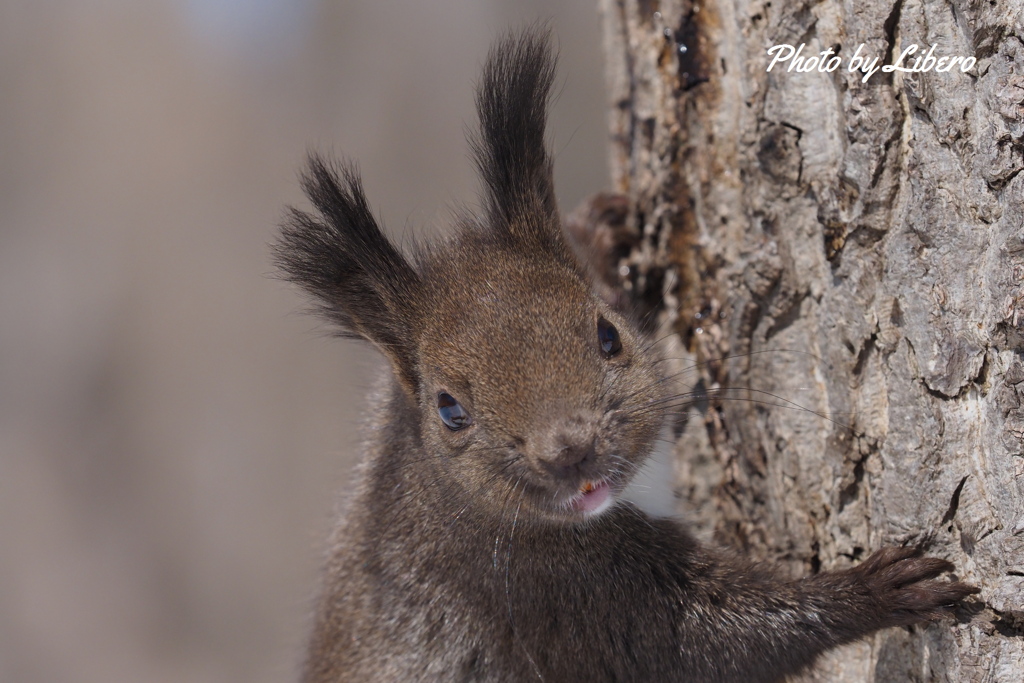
[0,1,608,681]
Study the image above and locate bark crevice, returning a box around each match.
[601,0,1024,678]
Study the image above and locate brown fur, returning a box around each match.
[275,29,977,683]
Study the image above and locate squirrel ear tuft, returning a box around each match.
[275,154,420,395]
[472,27,573,260]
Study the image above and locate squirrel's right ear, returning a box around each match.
[275,154,420,395]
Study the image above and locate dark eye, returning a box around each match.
[597,317,622,357]
[437,392,471,430]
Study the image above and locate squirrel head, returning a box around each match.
[275,30,666,524]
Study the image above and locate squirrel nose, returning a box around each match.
[546,441,595,472]
[538,418,598,475]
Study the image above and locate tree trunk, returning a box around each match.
[597,0,1024,679]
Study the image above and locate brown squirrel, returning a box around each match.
[275,29,977,683]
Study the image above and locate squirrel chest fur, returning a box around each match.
[275,29,976,683]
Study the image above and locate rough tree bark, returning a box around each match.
[596,0,1024,679]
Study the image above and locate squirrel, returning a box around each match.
[274,28,978,683]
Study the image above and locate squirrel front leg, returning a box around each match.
[680,546,978,683]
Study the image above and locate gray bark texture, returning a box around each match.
[598,0,1024,679]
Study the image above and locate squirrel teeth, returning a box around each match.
[573,480,614,516]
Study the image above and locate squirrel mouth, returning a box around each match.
[570,480,614,516]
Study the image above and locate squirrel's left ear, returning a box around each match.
[472,28,576,264]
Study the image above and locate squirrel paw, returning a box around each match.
[848,546,979,625]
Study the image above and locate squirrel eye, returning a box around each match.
[597,317,622,357]
[437,392,471,430]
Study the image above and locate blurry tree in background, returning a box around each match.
[0,2,607,681]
